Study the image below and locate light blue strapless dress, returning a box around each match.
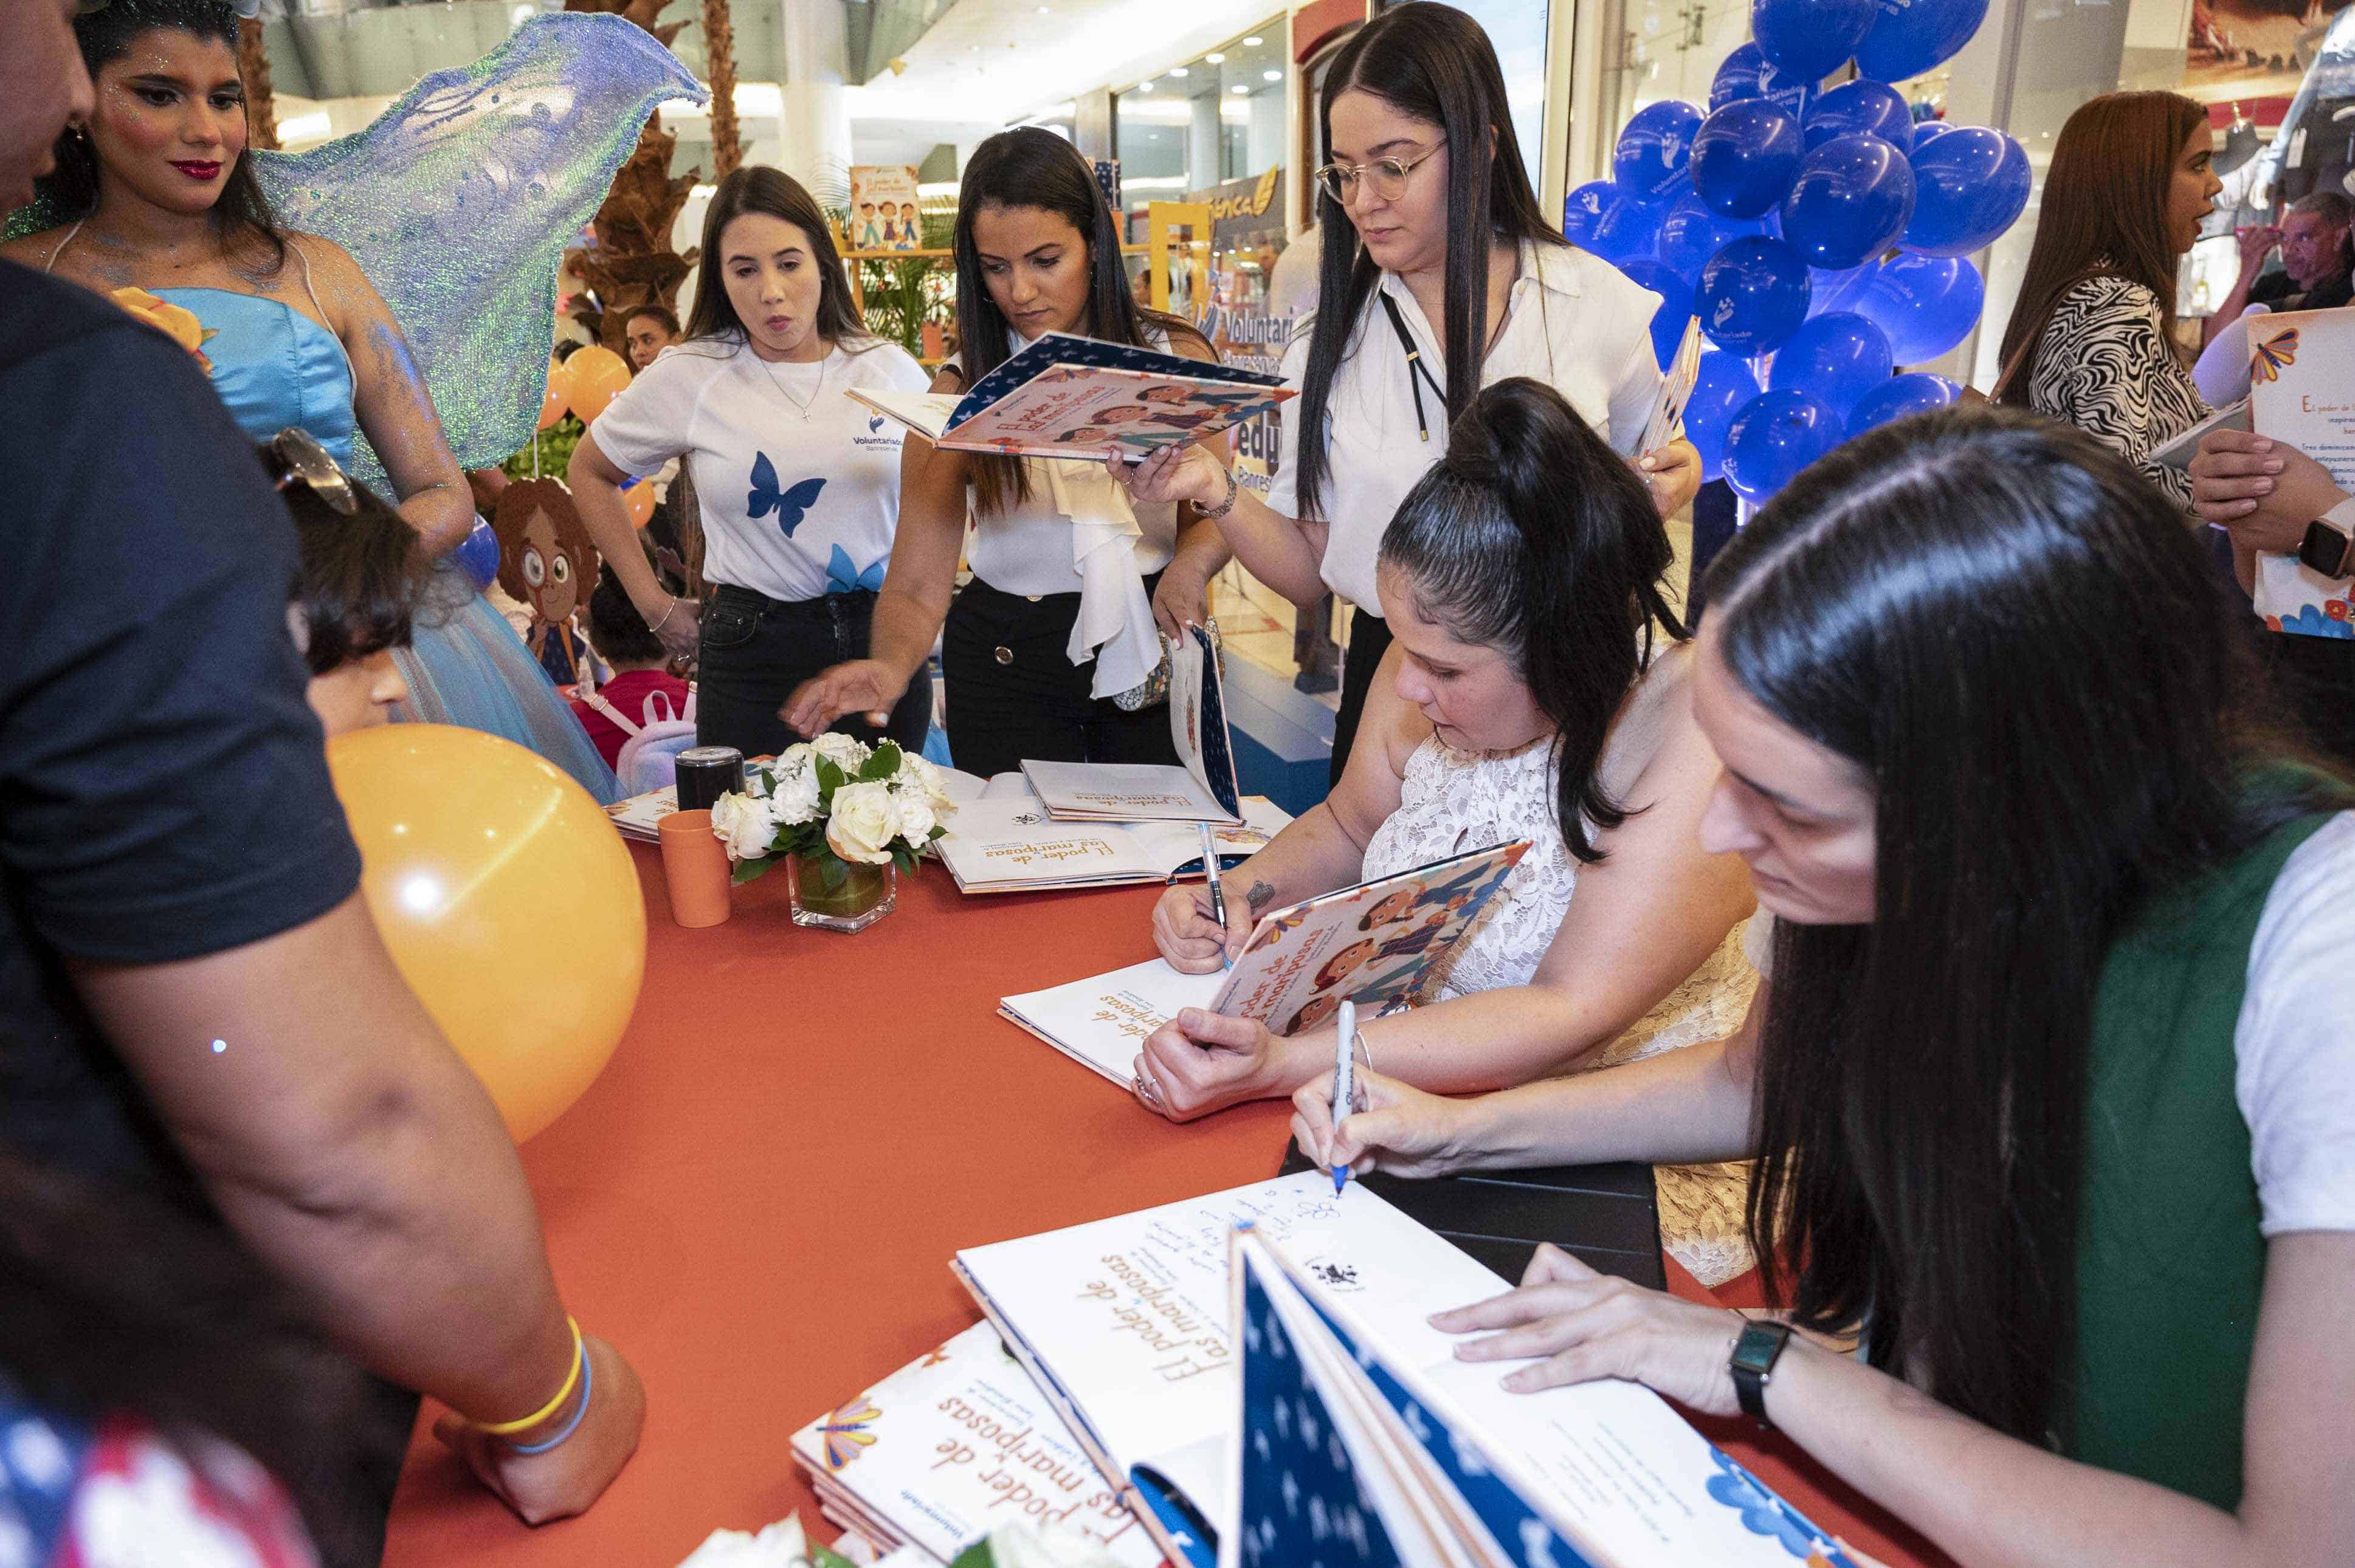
[162,287,621,803]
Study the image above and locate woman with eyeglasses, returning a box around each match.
[4,0,619,803]
[1115,2,1703,783]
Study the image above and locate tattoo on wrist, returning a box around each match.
[1246,880,1275,913]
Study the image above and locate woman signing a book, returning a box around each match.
[1112,2,1703,784]
[569,166,935,757]
[1142,379,1760,1287]
[1297,408,2355,1568]
[781,130,1236,778]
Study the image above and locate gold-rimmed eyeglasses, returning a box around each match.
[1315,140,1447,207]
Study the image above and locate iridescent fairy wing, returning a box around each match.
[250,13,704,485]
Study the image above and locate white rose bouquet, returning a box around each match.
[708,738,953,893]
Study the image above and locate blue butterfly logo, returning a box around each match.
[826,545,886,595]
[867,414,886,434]
[748,453,826,536]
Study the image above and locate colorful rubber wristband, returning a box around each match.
[472,1318,583,1437]
[505,1338,593,1455]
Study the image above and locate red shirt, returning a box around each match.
[570,668,692,769]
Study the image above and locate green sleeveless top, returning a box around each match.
[2065,800,2337,1508]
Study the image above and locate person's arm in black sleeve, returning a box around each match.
[0,313,644,1522]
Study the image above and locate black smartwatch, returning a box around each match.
[2297,517,2355,580]
[1728,1320,1794,1428]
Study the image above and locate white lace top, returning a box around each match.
[1360,719,1760,1287]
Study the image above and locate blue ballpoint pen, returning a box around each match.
[1330,999,1356,1195]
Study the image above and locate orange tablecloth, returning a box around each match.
[382,850,1952,1568]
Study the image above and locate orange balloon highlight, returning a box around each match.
[564,345,632,425]
[326,724,646,1141]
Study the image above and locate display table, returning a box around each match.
[381,850,1953,1568]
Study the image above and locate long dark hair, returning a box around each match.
[1704,405,2345,1445]
[38,0,287,273]
[951,128,1209,517]
[1294,3,1565,524]
[0,1149,391,1567]
[683,165,869,352]
[1377,379,1684,863]
[1993,91,2207,404]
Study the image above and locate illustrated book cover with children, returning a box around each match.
[997,839,1529,1088]
[845,332,1292,464]
[1022,627,1243,825]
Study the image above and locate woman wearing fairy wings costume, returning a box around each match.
[5,0,702,803]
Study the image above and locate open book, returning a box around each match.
[605,783,679,844]
[1024,627,1241,825]
[1226,1222,1861,1568]
[788,1321,1168,1567]
[847,331,1292,464]
[936,796,1292,894]
[998,841,1528,1087]
[1640,316,1704,455]
[954,1175,1853,1568]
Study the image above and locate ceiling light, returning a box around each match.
[1138,77,1156,88]
[1206,52,1226,63]
[1168,66,1187,77]
[1231,84,1248,94]
[1036,3,1048,10]
[1263,69,1281,81]
[1243,34,1262,45]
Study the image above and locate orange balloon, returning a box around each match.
[621,477,655,529]
[536,357,567,430]
[565,345,632,425]
[326,724,646,1141]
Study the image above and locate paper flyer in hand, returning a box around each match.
[846,332,1292,464]
[1226,1229,1863,1568]
[1023,628,1244,825]
[788,1321,1168,1567]
[2246,309,2355,631]
[951,1175,1502,1568]
[934,797,1290,895]
[998,840,1529,1088]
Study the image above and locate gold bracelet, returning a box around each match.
[472,1318,584,1437]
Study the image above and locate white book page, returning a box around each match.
[981,772,1040,801]
[2248,309,2355,486]
[788,1322,1163,1568]
[937,801,1165,889]
[954,1178,1512,1531]
[1023,760,1237,824]
[1295,1253,1853,1568]
[846,387,960,441]
[998,959,1224,1083]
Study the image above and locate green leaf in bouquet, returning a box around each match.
[946,1544,997,1568]
[810,1544,860,1568]
[731,856,775,885]
[819,852,848,890]
[814,755,847,796]
[860,741,903,782]
[928,824,948,841]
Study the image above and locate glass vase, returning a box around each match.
[784,851,895,934]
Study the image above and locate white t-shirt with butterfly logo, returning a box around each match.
[590,334,931,603]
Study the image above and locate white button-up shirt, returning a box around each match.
[1266,238,1665,611]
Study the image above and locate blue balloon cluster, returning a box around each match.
[1584,0,2024,500]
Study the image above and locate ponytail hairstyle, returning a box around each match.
[950,128,1211,517]
[39,0,287,273]
[1376,378,1685,864]
[683,165,870,353]
[1294,2,1565,524]
[1703,404,2348,1446]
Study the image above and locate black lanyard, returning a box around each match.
[1379,292,1447,443]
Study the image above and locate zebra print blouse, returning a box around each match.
[2028,273,2208,516]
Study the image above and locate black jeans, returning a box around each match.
[941,575,1181,779]
[1329,606,1394,788]
[695,583,931,758]
[2263,629,2355,770]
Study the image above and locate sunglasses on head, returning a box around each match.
[256,427,357,516]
